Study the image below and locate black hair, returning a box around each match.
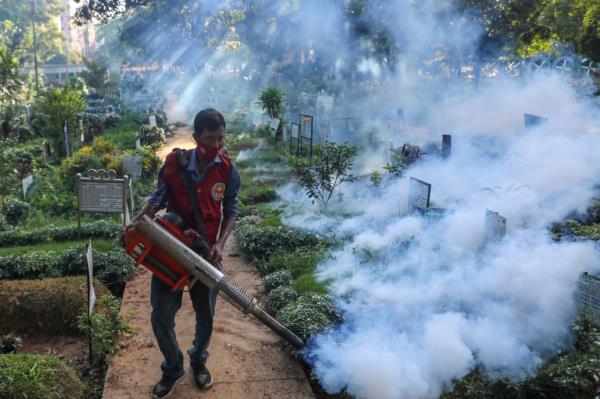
[193,108,225,135]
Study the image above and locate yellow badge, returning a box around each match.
[211,183,226,201]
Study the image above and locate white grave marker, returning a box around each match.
[484,209,507,242]
[269,118,280,137]
[316,94,334,112]
[135,139,141,149]
[149,114,157,127]
[86,240,96,317]
[408,177,431,213]
[524,113,548,129]
[22,175,33,199]
[578,272,600,327]
[123,156,143,181]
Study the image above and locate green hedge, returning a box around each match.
[276,292,339,339]
[235,218,320,259]
[0,353,85,399]
[0,246,134,283]
[0,276,110,335]
[0,220,120,247]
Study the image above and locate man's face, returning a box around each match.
[195,127,225,149]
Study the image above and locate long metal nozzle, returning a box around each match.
[136,216,304,349]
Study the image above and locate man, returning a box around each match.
[129,108,240,398]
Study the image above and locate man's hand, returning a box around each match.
[209,241,225,263]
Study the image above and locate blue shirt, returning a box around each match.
[148,149,241,218]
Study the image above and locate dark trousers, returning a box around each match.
[150,274,218,379]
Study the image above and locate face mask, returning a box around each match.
[197,141,221,161]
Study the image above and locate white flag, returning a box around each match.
[86,239,96,317]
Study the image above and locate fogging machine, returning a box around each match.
[123,214,304,349]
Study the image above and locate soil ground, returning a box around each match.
[102,127,314,398]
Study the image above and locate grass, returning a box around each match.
[0,239,114,257]
[99,113,144,150]
[0,353,85,399]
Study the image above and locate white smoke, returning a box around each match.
[279,73,600,398]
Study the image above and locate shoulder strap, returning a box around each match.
[175,149,208,242]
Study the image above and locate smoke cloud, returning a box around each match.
[101,0,600,397]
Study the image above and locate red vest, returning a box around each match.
[161,149,233,244]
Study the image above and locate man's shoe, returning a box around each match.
[151,372,184,399]
[190,362,213,389]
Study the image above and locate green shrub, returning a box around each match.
[293,273,328,295]
[103,112,121,129]
[264,285,298,314]
[3,199,29,225]
[239,185,278,205]
[276,300,333,339]
[263,269,294,292]
[15,124,32,142]
[0,353,85,399]
[256,246,326,277]
[235,218,319,259]
[78,295,131,368]
[0,214,10,232]
[0,247,135,283]
[289,141,358,207]
[139,124,165,149]
[0,333,23,354]
[443,322,600,399]
[27,171,77,216]
[0,220,120,247]
[294,292,339,321]
[0,276,110,335]
[79,112,104,140]
[29,112,50,136]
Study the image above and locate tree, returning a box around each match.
[0,43,21,106]
[0,0,66,65]
[258,86,284,119]
[289,142,358,207]
[38,85,86,157]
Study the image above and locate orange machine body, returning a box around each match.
[124,217,192,291]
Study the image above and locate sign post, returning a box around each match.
[300,114,314,159]
[77,169,131,228]
[86,239,96,365]
[484,209,507,242]
[290,122,300,155]
[408,177,431,214]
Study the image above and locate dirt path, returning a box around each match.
[102,128,314,399]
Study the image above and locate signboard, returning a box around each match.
[80,180,126,212]
[347,117,356,134]
[269,118,280,137]
[484,209,507,242]
[299,114,314,158]
[524,113,548,129]
[577,272,600,327]
[78,170,130,227]
[123,156,143,181]
[291,123,300,139]
[149,114,157,127]
[316,94,334,112]
[22,175,33,199]
[442,134,452,158]
[408,177,431,213]
[300,114,313,139]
